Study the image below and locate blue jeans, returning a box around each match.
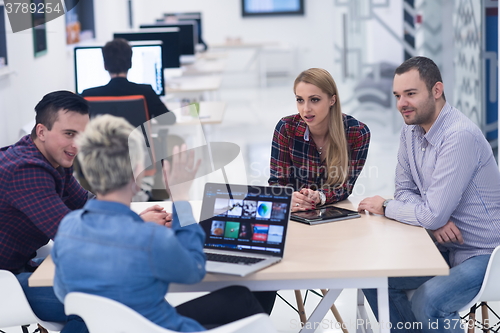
[363,253,490,333]
[16,272,88,333]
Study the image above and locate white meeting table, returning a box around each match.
[29,199,448,333]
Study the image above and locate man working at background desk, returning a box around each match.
[0,91,168,333]
[81,38,177,201]
[358,56,500,333]
[81,38,176,125]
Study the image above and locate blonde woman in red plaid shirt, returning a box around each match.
[269,68,371,212]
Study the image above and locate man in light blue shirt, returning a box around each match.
[358,56,500,333]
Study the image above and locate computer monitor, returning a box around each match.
[74,41,165,96]
[114,28,181,69]
[161,12,206,50]
[241,0,305,17]
[140,21,197,58]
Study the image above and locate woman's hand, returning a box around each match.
[291,189,318,212]
[139,205,172,227]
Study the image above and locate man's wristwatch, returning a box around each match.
[382,199,392,215]
[318,191,326,206]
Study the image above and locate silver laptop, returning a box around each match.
[199,183,293,277]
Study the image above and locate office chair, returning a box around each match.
[82,95,172,200]
[65,292,278,333]
[83,95,157,177]
[458,245,500,333]
[399,246,500,333]
[0,270,64,333]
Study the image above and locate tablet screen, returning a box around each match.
[291,206,359,223]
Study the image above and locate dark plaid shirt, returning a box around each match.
[269,114,370,204]
[0,135,89,272]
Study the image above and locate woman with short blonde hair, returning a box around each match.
[53,115,266,331]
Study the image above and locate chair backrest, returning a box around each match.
[65,292,174,333]
[83,95,156,176]
[0,270,40,328]
[473,246,500,302]
[65,292,278,333]
[34,240,54,260]
[459,245,500,311]
[84,95,150,128]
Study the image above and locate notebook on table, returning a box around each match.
[290,205,360,225]
[199,183,293,277]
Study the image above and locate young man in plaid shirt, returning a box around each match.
[0,91,166,332]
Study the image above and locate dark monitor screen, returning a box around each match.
[140,21,197,56]
[162,13,203,46]
[114,29,181,69]
[74,42,165,96]
[242,0,305,17]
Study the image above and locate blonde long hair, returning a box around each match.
[294,68,349,187]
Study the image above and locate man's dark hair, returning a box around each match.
[102,38,132,74]
[31,91,89,138]
[395,56,446,101]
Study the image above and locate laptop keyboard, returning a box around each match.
[206,253,265,265]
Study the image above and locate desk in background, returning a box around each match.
[196,51,228,62]
[210,41,284,87]
[182,58,226,76]
[166,75,222,101]
[165,101,226,126]
[29,199,448,333]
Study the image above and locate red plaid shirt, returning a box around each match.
[269,114,370,204]
[0,135,89,272]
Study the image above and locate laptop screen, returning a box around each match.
[200,183,293,257]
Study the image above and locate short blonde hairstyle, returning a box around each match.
[76,115,144,195]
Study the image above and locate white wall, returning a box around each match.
[0,0,404,147]
[0,12,72,147]
[133,0,337,73]
[0,0,129,147]
[366,2,404,66]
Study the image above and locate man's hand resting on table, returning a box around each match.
[357,195,386,215]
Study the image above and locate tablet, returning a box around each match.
[290,205,361,225]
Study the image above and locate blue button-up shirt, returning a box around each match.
[385,103,500,267]
[52,200,207,332]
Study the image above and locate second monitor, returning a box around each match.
[140,21,197,63]
[114,28,181,69]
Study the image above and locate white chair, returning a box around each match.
[401,246,500,333]
[64,292,278,333]
[458,245,500,333]
[0,270,64,333]
[34,240,54,260]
